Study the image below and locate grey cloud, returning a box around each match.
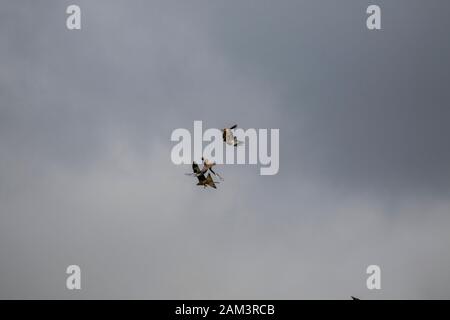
[0,0,449,299]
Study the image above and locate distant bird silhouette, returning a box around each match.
[188,162,219,189]
[201,157,223,181]
[222,124,243,146]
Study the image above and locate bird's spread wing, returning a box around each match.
[196,173,206,183]
[233,136,244,146]
[192,162,201,174]
[206,173,217,189]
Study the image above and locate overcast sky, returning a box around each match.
[1,0,450,299]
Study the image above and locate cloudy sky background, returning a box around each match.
[1,0,450,299]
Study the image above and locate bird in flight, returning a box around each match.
[185,157,224,181]
[201,157,224,181]
[222,124,243,147]
[189,161,219,189]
